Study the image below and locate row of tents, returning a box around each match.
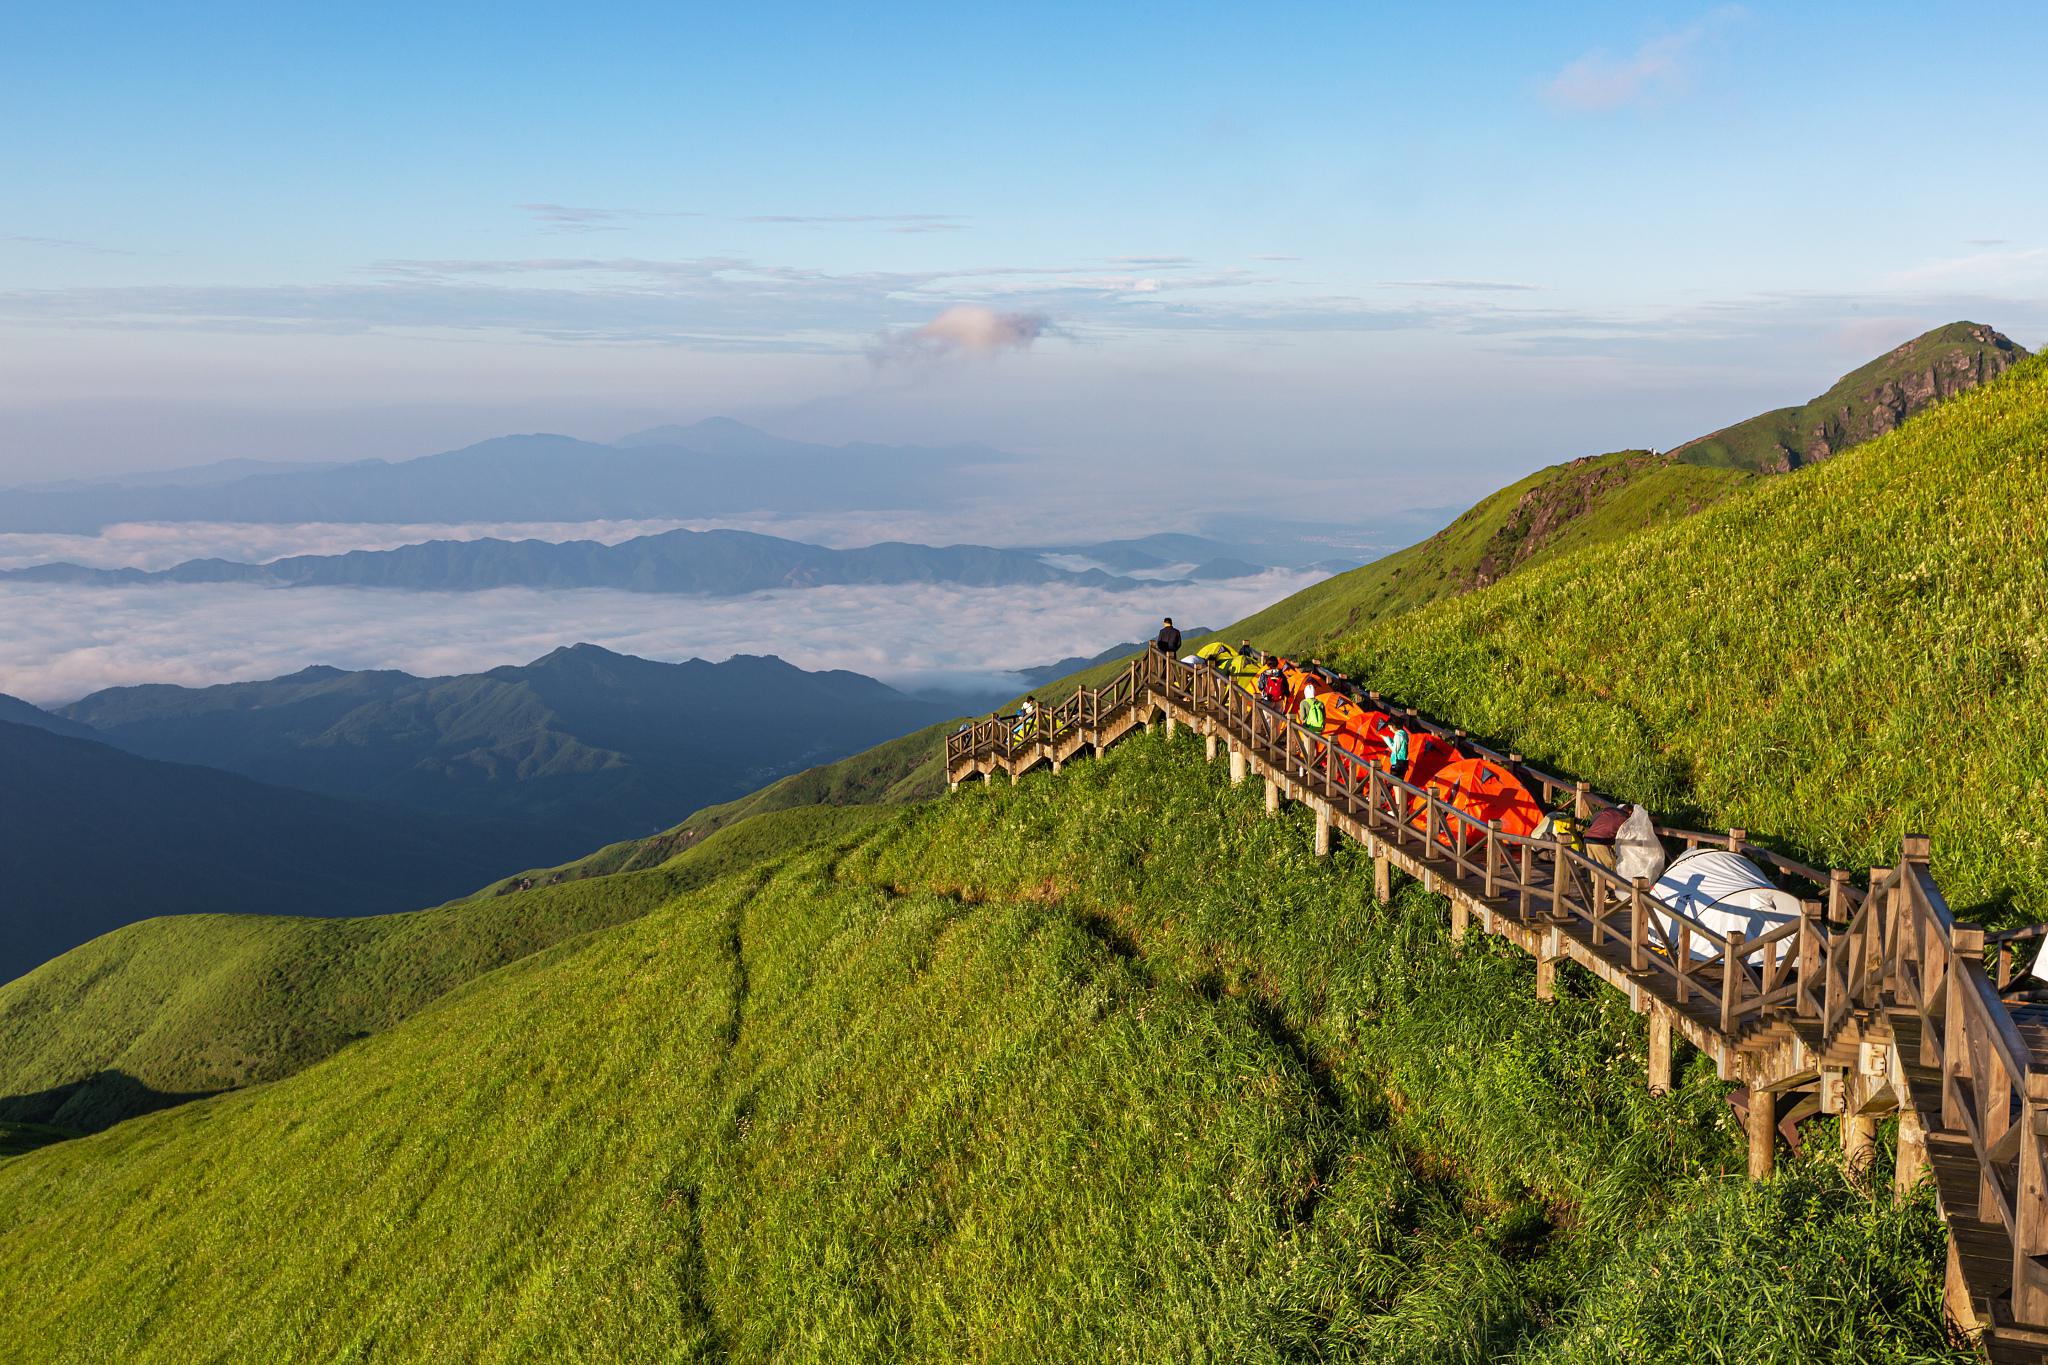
[1182,640,1812,965]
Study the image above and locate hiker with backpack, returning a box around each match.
[1298,684,1326,733]
[1257,657,1288,710]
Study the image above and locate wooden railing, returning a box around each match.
[946,648,2048,1338]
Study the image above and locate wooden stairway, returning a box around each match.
[946,650,2048,1362]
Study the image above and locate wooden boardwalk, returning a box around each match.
[946,651,2048,1363]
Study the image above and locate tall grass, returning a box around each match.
[1337,354,2048,924]
[0,733,1966,1361]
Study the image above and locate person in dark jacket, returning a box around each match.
[1154,617,1182,655]
[1582,804,1631,871]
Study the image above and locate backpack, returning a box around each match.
[1299,696,1325,730]
[1260,671,1285,705]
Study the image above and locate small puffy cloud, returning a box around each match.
[1542,8,1744,112]
[871,305,1051,364]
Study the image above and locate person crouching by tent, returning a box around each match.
[1580,803,1631,872]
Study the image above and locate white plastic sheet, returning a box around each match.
[1612,805,1667,885]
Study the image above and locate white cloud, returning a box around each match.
[870,305,1051,363]
[0,572,1328,705]
[1542,9,1744,112]
[1885,245,2048,292]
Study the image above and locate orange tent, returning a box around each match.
[1319,691,1371,735]
[1346,708,1393,745]
[1326,727,1388,786]
[1403,733,1460,792]
[1417,756,1545,843]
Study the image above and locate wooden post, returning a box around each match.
[1842,1108,1877,1178]
[1205,732,1218,762]
[2012,1074,2048,1322]
[1726,826,1747,853]
[1630,878,1650,973]
[1828,868,1851,926]
[1720,930,1745,1032]
[1314,804,1331,858]
[1552,832,1570,921]
[1374,853,1391,904]
[982,770,992,786]
[1647,1011,1672,1093]
[1574,780,1591,821]
[1796,900,1821,1018]
[1450,899,1470,941]
[1946,925,1983,1126]
[1230,747,1245,786]
[948,780,959,793]
[1264,778,1280,816]
[1165,713,1177,737]
[1051,758,1062,775]
[1483,822,1500,899]
[1536,952,1557,1001]
[1895,1103,1929,1195]
[1748,1085,1777,1179]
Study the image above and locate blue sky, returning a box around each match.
[3,1,2043,506]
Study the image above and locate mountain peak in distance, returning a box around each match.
[611,417,783,453]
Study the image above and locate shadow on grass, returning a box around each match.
[0,1069,223,1137]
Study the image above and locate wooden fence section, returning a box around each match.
[944,650,2048,1362]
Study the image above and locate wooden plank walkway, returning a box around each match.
[945,651,2048,1363]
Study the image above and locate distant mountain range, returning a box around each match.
[54,645,956,859]
[0,718,531,983]
[0,418,1010,534]
[1,527,1271,594]
[0,646,969,981]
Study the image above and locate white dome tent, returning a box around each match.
[1650,848,1805,962]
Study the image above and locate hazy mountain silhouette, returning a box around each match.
[0,419,1009,533]
[5,528,1151,594]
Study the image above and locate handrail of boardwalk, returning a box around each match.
[944,649,2048,1354]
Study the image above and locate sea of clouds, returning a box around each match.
[0,503,1237,573]
[0,569,1327,706]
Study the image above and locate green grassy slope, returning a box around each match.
[1339,352,2048,921]
[0,736,1960,1362]
[0,804,879,1134]
[1676,321,2027,471]
[1224,453,1756,654]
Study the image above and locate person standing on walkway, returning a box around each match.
[1380,716,1410,784]
[1154,617,1182,657]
